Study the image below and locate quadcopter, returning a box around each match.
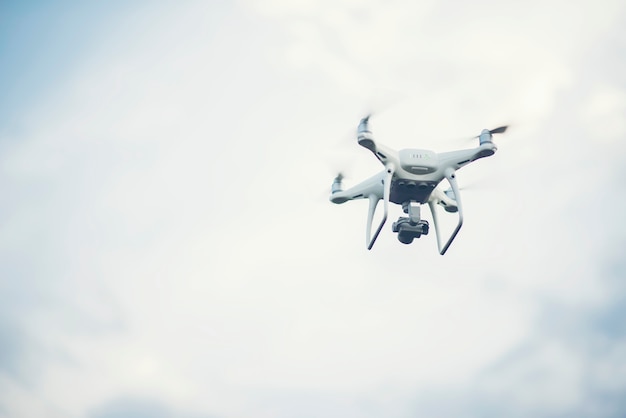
[329,115,507,255]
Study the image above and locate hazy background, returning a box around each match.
[1,1,625,417]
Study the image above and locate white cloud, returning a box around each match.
[581,84,626,143]
[1,0,626,417]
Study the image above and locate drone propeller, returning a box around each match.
[357,89,408,120]
[469,124,510,145]
[329,171,347,200]
[473,125,509,138]
[488,125,508,135]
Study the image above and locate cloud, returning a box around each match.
[0,320,39,383]
[89,396,215,418]
[0,0,625,417]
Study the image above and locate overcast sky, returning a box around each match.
[1,1,625,417]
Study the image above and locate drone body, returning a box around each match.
[330,116,506,254]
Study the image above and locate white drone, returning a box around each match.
[329,115,507,255]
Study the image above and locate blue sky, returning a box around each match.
[1,1,625,417]
[0,2,124,121]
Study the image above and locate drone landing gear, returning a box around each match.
[392,201,429,244]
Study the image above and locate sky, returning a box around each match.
[1,0,625,417]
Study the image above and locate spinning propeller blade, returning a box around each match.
[330,171,346,200]
[488,125,508,134]
[469,125,510,142]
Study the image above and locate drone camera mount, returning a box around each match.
[392,200,429,244]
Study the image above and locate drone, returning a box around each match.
[329,115,507,255]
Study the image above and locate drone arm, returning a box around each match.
[429,168,464,255]
[437,142,497,172]
[360,141,398,167]
[365,165,394,250]
[330,170,387,204]
[357,116,399,168]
